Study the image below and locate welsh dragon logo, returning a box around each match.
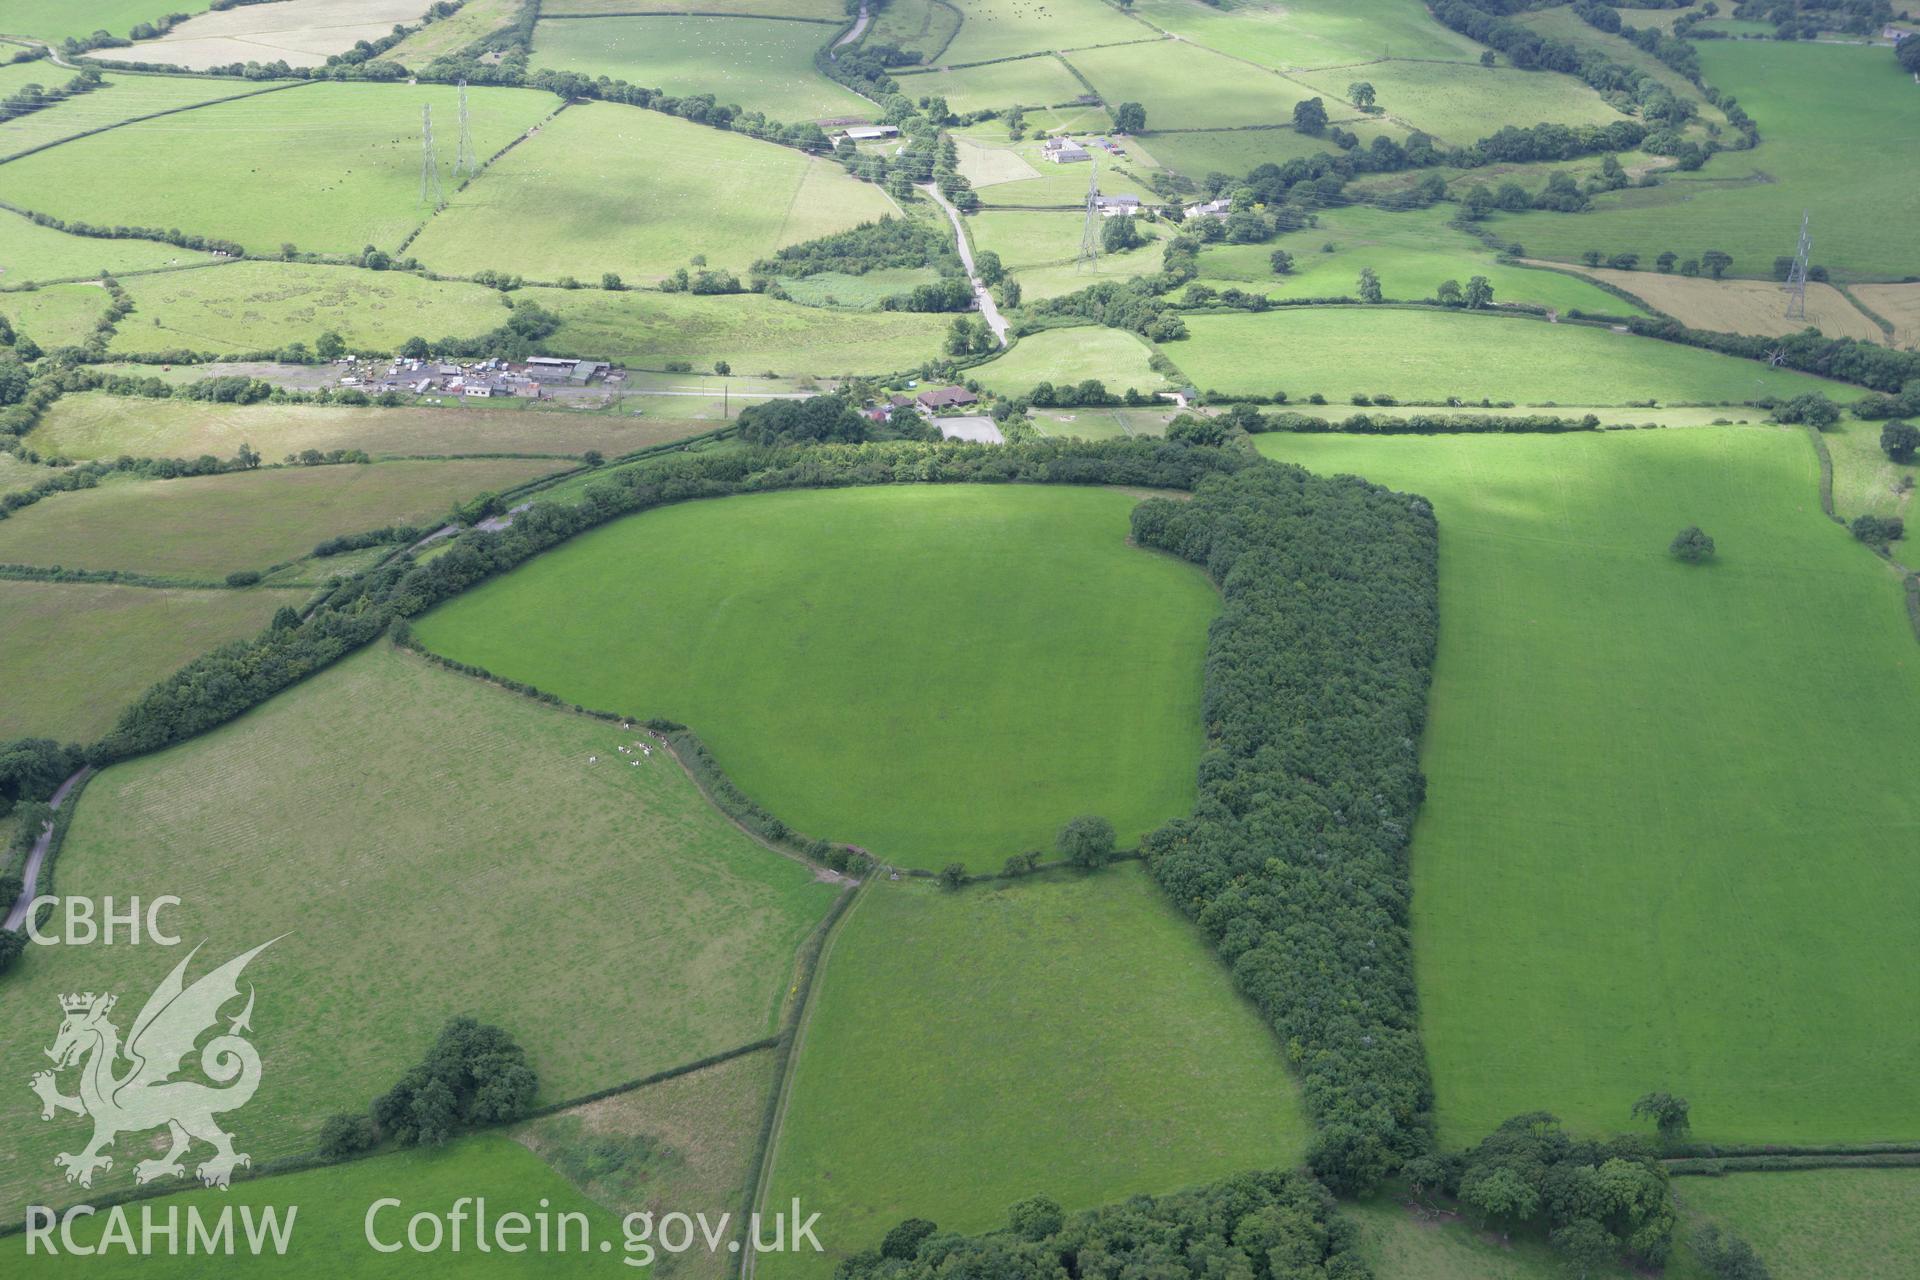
[29,939,278,1191]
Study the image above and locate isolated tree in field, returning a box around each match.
[1357,266,1383,303]
[1480,49,1496,66]
[714,360,730,376]
[1436,279,1464,307]
[1269,248,1294,274]
[1656,251,1677,273]
[1113,100,1147,133]
[1670,527,1715,563]
[1058,814,1116,869]
[1702,249,1733,280]
[315,330,345,360]
[1292,97,1328,135]
[1631,1091,1692,1143]
[1880,420,1919,464]
[1347,81,1376,109]
[1465,275,1494,309]
[280,242,297,261]
[938,861,968,890]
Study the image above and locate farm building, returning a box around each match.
[525,356,611,385]
[916,386,979,410]
[1184,198,1232,219]
[835,125,901,142]
[1093,194,1142,217]
[1043,137,1090,164]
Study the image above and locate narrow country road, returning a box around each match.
[3,767,94,933]
[922,184,1010,347]
[832,3,871,55]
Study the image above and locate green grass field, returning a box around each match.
[415,484,1217,868]
[111,262,511,355]
[0,72,264,161]
[0,645,839,1217]
[938,0,1146,63]
[0,280,105,348]
[23,1134,630,1274]
[1130,0,1485,71]
[1348,1193,1630,1280]
[0,0,214,42]
[29,392,704,462]
[969,207,1160,273]
[0,578,303,743]
[893,54,1091,115]
[1292,57,1628,147]
[1193,205,1641,315]
[1255,428,1920,1145]
[544,0,843,14]
[773,265,943,308]
[863,0,963,61]
[1133,119,1401,181]
[1514,6,1725,129]
[0,458,566,578]
[1825,415,1919,527]
[1031,405,1178,437]
[972,325,1169,395]
[0,208,212,286]
[529,285,948,375]
[1489,42,1920,279]
[0,81,557,256]
[1675,1170,1920,1280]
[953,124,1161,209]
[760,867,1310,1277]
[531,16,872,122]
[385,0,524,64]
[409,103,898,284]
[1066,39,1317,131]
[1174,308,1861,404]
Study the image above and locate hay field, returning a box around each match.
[113,261,511,355]
[1066,39,1318,131]
[1293,57,1628,145]
[1852,283,1920,347]
[0,579,304,743]
[0,206,211,285]
[0,458,567,577]
[0,645,840,1217]
[938,0,1148,63]
[0,81,557,256]
[415,484,1219,868]
[971,325,1169,394]
[1130,0,1485,71]
[1256,428,1920,1145]
[29,392,705,461]
[125,0,435,70]
[409,103,897,283]
[762,869,1310,1277]
[531,16,873,121]
[1563,265,1885,342]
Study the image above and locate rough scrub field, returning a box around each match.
[760,868,1310,1278]
[408,103,899,284]
[414,484,1219,869]
[1254,428,1920,1146]
[0,645,840,1219]
[0,458,568,579]
[1174,308,1863,404]
[0,579,305,743]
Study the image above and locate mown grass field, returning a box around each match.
[29,392,702,462]
[1131,0,1484,70]
[25,1134,628,1275]
[972,325,1169,395]
[112,261,511,355]
[1562,266,1882,342]
[530,285,948,375]
[1067,39,1316,131]
[1490,42,1920,279]
[0,207,211,286]
[1174,308,1862,404]
[531,16,871,122]
[893,55,1090,115]
[762,868,1310,1278]
[0,579,303,743]
[0,280,105,348]
[1675,1169,1920,1280]
[0,72,265,161]
[1255,428,1920,1145]
[0,81,556,256]
[1194,205,1640,316]
[409,103,897,284]
[1292,57,1628,147]
[0,645,840,1218]
[938,0,1146,63]
[128,0,433,70]
[415,484,1217,868]
[0,458,566,578]
[518,1050,776,1278]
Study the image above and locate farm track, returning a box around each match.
[924,181,1008,346]
[1,766,92,932]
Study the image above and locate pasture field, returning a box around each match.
[1130,0,1485,70]
[1558,265,1883,342]
[0,645,840,1216]
[26,1135,626,1275]
[409,104,897,284]
[971,325,1169,395]
[0,458,567,577]
[1254,428,1920,1145]
[112,261,511,355]
[1675,1169,1920,1280]
[1066,39,1317,131]
[517,1051,776,1276]
[937,0,1147,64]
[530,16,872,122]
[1194,205,1641,316]
[1851,283,1920,345]
[0,1,215,43]
[0,81,556,256]
[0,73,281,162]
[1292,57,1629,147]
[126,0,435,70]
[1490,42,1920,279]
[529,285,949,375]
[28,392,704,461]
[1133,119,1403,180]
[0,579,303,743]
[1173,308,1863,404]
[773,265,943,308]
[761,868,1310,1277]
[0,280,105,348]
[414,484,1218,868]
[0,206,210,285]
[543,0,843,14]
[863,0,963,61]
[892,54,1090,114]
